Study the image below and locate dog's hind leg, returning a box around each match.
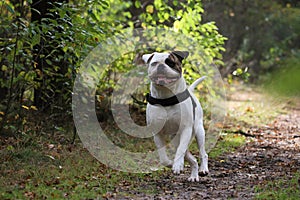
[185,151,199,182]
[195,123,209,175]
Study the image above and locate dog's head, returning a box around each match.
[142,51,189,86]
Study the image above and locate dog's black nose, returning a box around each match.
[157,64,165,74]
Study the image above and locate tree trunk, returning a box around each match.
[31,0,69,111]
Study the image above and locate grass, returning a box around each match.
[255,173,300,200]
[0,128,248,199]
[1,143,109,199]
[188,133,246,160]
[0,130,166,199]
[0,146,161,199]
[208,133,246,159]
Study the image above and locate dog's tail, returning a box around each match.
[189,76,207,92]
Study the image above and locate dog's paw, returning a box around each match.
[199,158,209,176]
[189,165,199,182]
[199,170,209,177]
[172,159,184,174]
[188,175,200,182]
[199,165,209,176]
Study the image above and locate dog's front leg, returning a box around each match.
[172,127,193,174]
[154,133,173,167]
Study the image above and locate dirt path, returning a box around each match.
[111,86,300,199]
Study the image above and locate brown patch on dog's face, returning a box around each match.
[165,53,183,74]
[165,51,189,74]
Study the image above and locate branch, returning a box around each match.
[224,129,256,138]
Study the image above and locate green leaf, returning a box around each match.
[164,12,169,20]
[32,34,41,46]
[1,65,8,71]
[46,59,52,65]
[5,3,15,14]
[18,71,26,78]
[100,0,110,8]
[146,5,154,14]
[135,1,141,8]
[7,145,14,151]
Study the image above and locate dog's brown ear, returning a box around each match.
[172,51,189,62]
[142,53,154,64]
[133,53,145,65]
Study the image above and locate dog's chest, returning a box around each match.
[147,103,192,134]
[163,108,182,133]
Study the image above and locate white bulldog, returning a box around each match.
[142,51,209,182]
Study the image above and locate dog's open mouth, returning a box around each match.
[150,75,179,86]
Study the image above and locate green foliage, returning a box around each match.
[0,0,114,134]
[259,6,300,70]
[246,2,300,79]
[203,0,300,82]
[0,0,226,135]
[138,0,226,64]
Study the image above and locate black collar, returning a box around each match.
[146,89,191,107]
[146,89,197,120]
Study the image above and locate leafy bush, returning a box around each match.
[95,0,227,111]
[0,0,226,135]
[0,0,112,134]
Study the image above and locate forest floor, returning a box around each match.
[0,83,299,199]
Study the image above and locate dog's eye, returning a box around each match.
[165,58,175,68]
[151,62,158,67]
